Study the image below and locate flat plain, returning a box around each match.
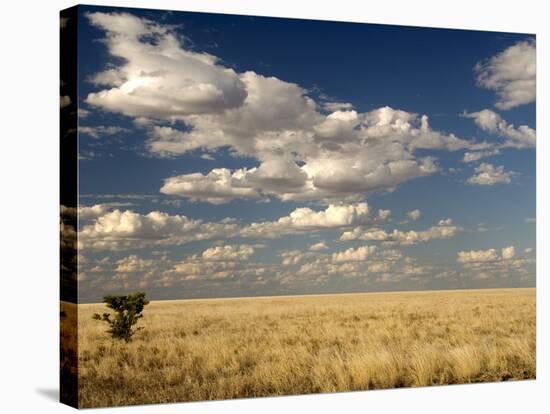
[68,288,535,407]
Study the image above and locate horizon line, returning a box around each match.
[69,285,536,306]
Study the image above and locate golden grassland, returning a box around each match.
[65,288,535,408]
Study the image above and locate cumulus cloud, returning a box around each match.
[475,39,536,110]
[156,107,462,203]
[172,260,237,280]
[81,249,273,291]
[332,245,377,262]
[78,209,241,250]
[116,255,154,273]
[160,168,262,204]
[280,250,318,266]
[237,159,309,195]
[78,108,91,118]
[463,148,500,163]
[241,203,379,238]
[276,243,532,286]
[78,202,386,250]
[309,241,329,251]
[377,209,392,221]
[64,203,135,220]
[466,162,516,185]
[185,263,270,282]
[457,245,516,263]
[78,203,119,219]
[85,12,248,117]
[406,209,421,221]
[85,12,488,204]
[169,251,274,282]
[501,245,516,260]
[80,125,130,139]
[202,244,255,261]
[457,248,499,263]
[456,245,531,281]
[463,109,535,149]
[272,203,369,229]
[277,247,432,286]
[340,219,462,245]
[161,159,312,203]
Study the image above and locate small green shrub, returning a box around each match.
[93,292,149,342]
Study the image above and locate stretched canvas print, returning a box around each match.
[60,4,536,409]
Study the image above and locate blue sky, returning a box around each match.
[69,5,535,302]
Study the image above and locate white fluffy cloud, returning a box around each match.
[241,203,382,239]
[274,203,369,229]
[172,260,246,281]
[340,219,462,245]
[457,245,516,263]
[277,247,432,286]
[280,250,316,267]
[309,241,329,251]
[116,255,155,273]
[78,209,241,250]
[377,209,392,221]
[475,39,536,110]
[78,202,387,250]
[501,246,516,260]
[160,159,312,203]
[156,109,457,203]
[463,109,535,149]
[85,12,247,117]
[332,245,377,262]
[80,125,129,139]
[278,243,530,287]
[457,248,499,264]
[172,262,230,280]
[78,108,91,118]
[406,209,421,221]
[463,148,500,163]
[79,252,274,291]
[167,247,274,282]
[160,168,261,204]
[466,162,516,186]
[202,244,255,261]
[78,203,133,219]
[86,12,489,204]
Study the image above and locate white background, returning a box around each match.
[0,0,547,412]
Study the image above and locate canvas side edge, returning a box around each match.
[60,5,79,409]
